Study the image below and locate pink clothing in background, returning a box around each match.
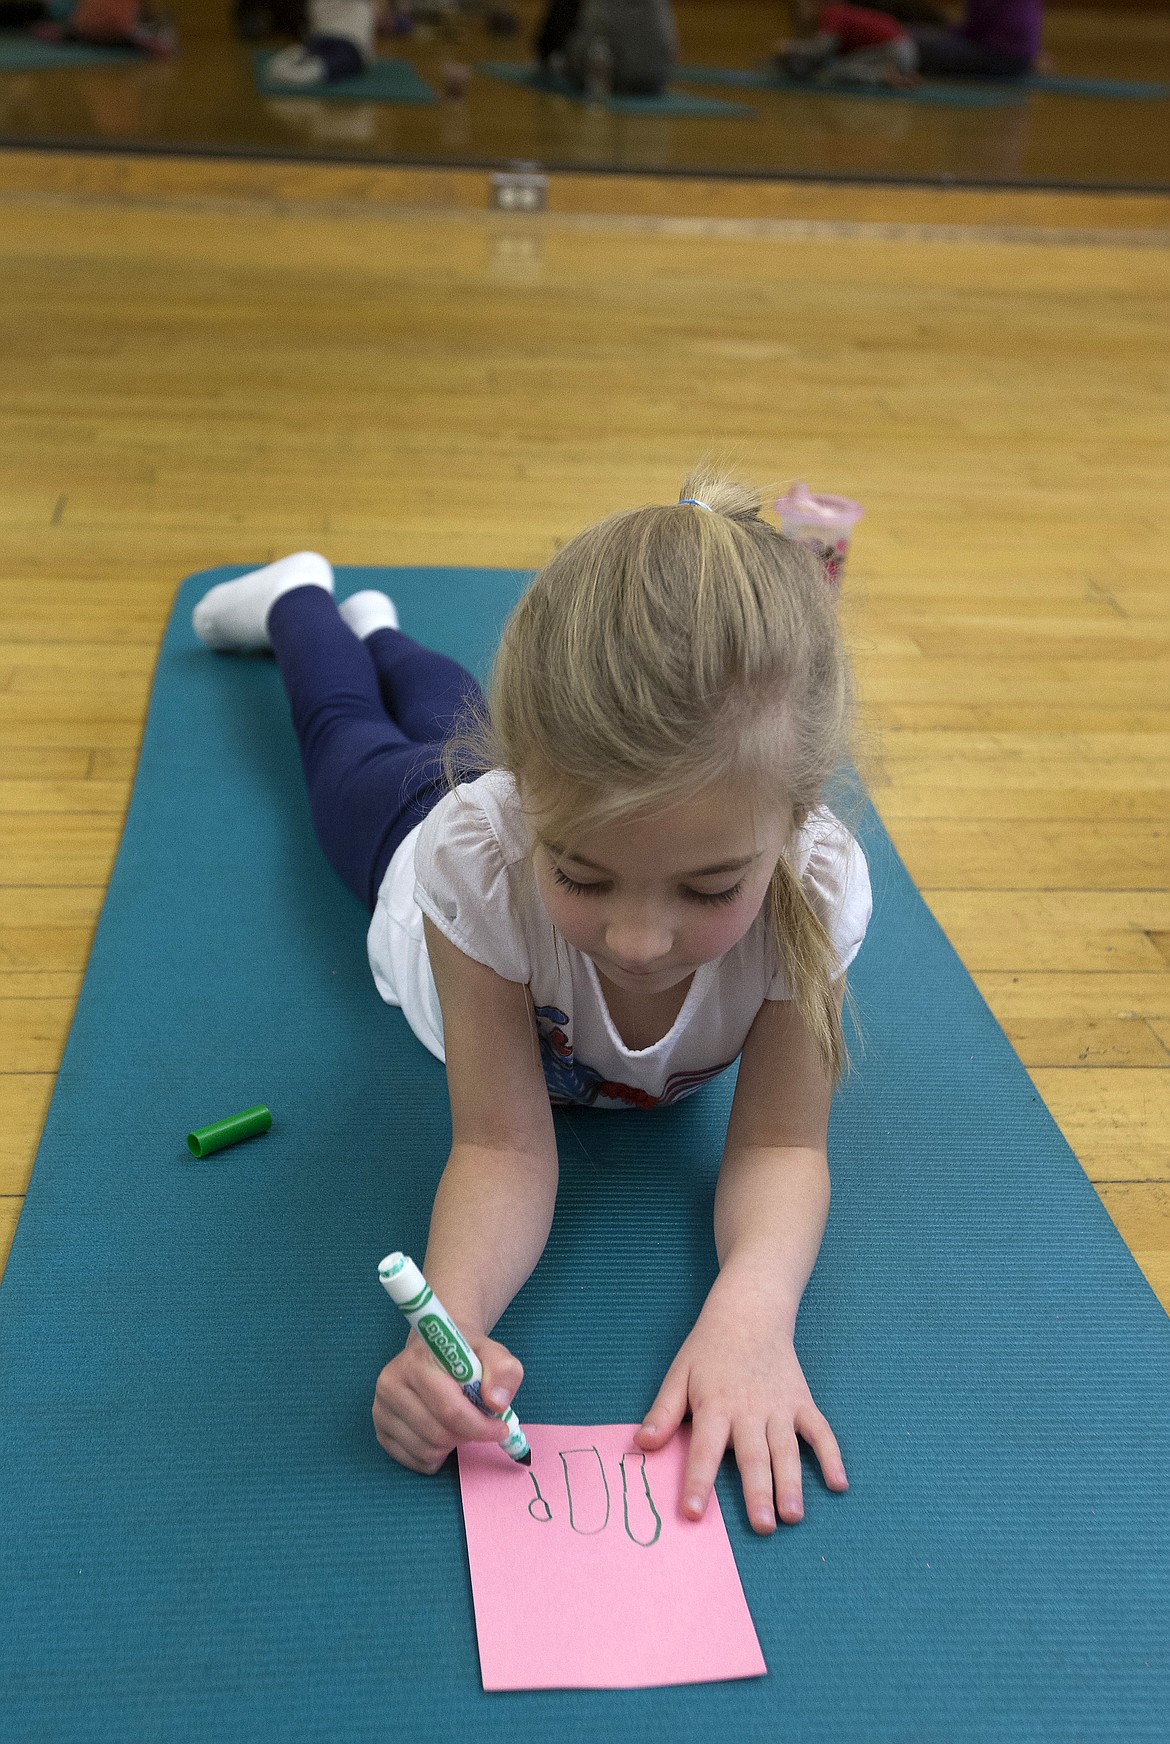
[819,3,908,50]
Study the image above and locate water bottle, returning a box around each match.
[584,34,614,102]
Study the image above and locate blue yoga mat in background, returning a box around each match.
[479,61,754,117]
[1025,71,1170,97]
[678,62,1170,104]
[2,566,1169,1740]
[0,31,144,69]
[253,51,437,102]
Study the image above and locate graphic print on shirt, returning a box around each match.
[534,1006,732,1109]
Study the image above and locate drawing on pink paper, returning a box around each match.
[457,1422,767,1691]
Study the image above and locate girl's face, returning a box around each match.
[533,785,790,996]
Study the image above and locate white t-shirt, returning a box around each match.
[366,770,871,1110]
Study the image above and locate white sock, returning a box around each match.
[266,43,329,85]
[192,551,334,652]
[338,589,400,639]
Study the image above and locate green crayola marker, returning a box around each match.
[378,1252,531,1466]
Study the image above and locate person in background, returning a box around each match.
[774,0,1043,83]
[908,0,1044,77]
[265,0,376,83]
[233,0,306,41]
[6,0,176,54]
[869,0,947,18]
[535,0,678,97]
[773,0,918,87]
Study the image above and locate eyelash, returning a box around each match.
[550,866,746,907]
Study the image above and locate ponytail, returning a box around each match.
[767,850,850,1083]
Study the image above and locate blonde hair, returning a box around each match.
[445,463,859,1081]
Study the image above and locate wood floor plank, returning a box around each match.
[922,892,1170,973]
[874,755,1170,791]
[0,1200,21,1275]
[893,820,1169,890]
[873,732,1170,764]
[876,788,1170,823]
[0,971,83,1000]
[89,750,139,782]
[0,1000,76,1074]
[0,887,106,929]
[858,660,1170,710]
[974,974,1170,1068]
[901,619,1170,663]
[0,1076,54,1196]
[0,781,130,814]
[1031,1070,1170,1180]
[0,709,144,752]
[873,706,1170,735]
[0,748,93,780]
[0,816,123,885]
[1095,1184,1170,1305]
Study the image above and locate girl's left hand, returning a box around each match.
[633,1294,849,1535]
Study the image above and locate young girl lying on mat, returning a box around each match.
[192,467,870,1535]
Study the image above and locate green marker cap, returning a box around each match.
[186,1104,272,1159]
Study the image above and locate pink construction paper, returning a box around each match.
[457,1422,767,1691]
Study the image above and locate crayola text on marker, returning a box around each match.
[378,1251,531,1465]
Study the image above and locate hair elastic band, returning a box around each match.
[679,498,714,511]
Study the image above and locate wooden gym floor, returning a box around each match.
[0,150,1167,1318]
[0,1,1168,189]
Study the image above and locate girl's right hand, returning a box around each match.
[372,1330,524,1474]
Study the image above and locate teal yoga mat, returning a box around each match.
[1026,72,1170,97]
[254,50,437,102]
[0,31,144,68]
[679,62,1170,103]
[2,564,1169,1739]
[479,61,753,116]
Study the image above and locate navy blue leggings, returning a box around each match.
[267,585,485,913]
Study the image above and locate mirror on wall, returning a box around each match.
[0,0,1167,188]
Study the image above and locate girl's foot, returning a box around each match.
[192,551,334,651]
[338,589,400,639]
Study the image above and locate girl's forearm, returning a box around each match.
[712,1144,831,1338]
[421,1141,559,1337]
